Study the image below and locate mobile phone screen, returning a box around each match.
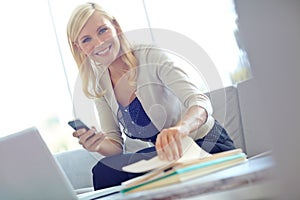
[68,119,90,131]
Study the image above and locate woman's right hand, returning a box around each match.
[72,127,106,152]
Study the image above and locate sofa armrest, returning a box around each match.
[237,79,272,156]
[54,149,102,190]
[207,86,246,152]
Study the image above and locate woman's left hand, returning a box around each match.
[155,125,189,161]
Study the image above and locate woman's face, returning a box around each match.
[76,11,121,66]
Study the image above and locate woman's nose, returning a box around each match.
[93,36,104,47]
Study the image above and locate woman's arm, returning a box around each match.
[72,96,124,156]
[176,105,208,132]
[149,48,212,161]
[155,105,207,161]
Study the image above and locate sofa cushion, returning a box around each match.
[54,149,100,190]
[207,86,245,152]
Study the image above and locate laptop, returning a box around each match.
[0,127,121,200]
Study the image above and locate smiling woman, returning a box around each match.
[64,1,237,191]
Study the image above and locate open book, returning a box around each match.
[121,137,247,194]
[122,136,211,173]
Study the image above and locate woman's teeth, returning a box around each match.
[96,46,110,56]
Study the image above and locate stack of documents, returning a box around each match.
[121,137,247,194]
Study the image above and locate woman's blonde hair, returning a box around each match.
[67,2,138,98]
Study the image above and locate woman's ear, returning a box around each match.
[112,18,122,35]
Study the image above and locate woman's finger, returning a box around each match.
[175,133,183,158]
[85,133,106,151]
[167,135,179,161]
[73,128,86,138]
[78,130,95,146]
[161,133,172,161]
[155,134,165,160]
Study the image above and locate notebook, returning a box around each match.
[122,136,211,173]
[121,149,247,194]
[0,127,121,200]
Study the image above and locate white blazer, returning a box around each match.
[94,44,215,145]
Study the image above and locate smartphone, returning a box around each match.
[68,119,90,131]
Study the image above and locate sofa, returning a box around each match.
[54,78,271,192]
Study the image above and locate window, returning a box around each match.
[0,0,78,153]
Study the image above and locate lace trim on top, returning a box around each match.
[117,97,159,143]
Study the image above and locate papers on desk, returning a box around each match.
[121,137,247,194]
[122,137,211,173]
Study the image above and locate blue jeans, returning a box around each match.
[92,120,235,190]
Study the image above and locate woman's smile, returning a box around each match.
[94,44,112,57]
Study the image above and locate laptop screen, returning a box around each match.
[0,127,77,200]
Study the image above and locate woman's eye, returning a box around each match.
[81,37,91,44]
[98,27,108,35]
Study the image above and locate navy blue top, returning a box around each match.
[117,97,159,143]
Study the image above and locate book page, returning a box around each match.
[122,136,211,173]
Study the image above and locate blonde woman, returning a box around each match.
[67,2,235,190]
